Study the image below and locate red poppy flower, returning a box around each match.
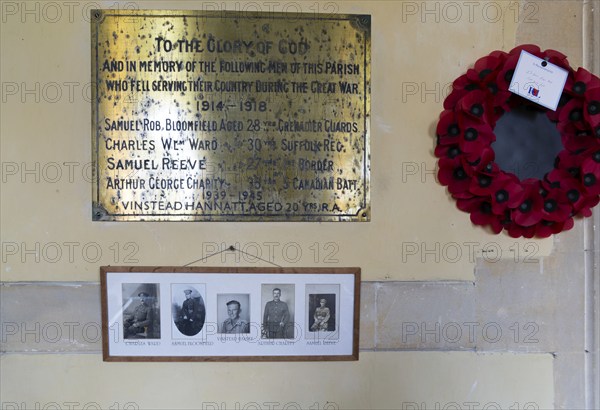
[558,99,587,133]
[535,218,574,238]
[434,144,461,160]
[468,173,494,197]
[539,183,572,222]
[466,53,506,89]
[555,151,582,178]
[564,67,600,97]
[497,53,519,92]
[458,122,495,154]
[457,90,496,125]
[581,153,600,196]
[471,173,525,214]
[560,130,597,153]
[546,169,599,217]
[436,144,494,170]
[467,159,502,193]
[579,196,600,217]
[582,150,600,175]
[511,180,544,226]
[443,75,478,111]
[436,110,460,138]
[438,157,471,196]
[465,148,497,176]
[505,222,538,239]
[457,197,503,234]
[544,168,572,186]
[469,52,507,81]
[583,86,600,128]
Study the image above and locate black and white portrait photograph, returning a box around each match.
[306,284,340,339]
[217,294,250,334]
[261,284,295,339]
[122,283,160,339]
[171,284,206,337]
[308,294,336,332]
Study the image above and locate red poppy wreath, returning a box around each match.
[435,44,600,238]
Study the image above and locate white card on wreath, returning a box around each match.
[509,50,569,111]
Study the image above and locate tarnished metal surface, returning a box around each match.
[91,10,370,221]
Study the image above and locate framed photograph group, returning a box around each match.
[101,267,360,361]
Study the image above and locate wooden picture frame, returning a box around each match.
[101,266,360,361]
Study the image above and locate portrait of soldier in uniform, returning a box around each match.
[122,284,160,339]
[221,300,250,334]
[306,288,338,338]
[172,285,206,337]
[310,298,331,331]
[262,285,295,339]
[217,293,251,335]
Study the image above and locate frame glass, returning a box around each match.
[101,266,360,361]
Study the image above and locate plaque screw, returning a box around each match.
[362,212,367,218]
[93,11,101,20]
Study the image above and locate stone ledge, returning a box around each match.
[1,263,585,354]
[1,282,102,353]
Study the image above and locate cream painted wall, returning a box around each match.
[0,352,554,409]
[2,0,591,408]
[0,0,555,283]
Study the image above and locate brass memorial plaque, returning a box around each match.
[92,10,370,221]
